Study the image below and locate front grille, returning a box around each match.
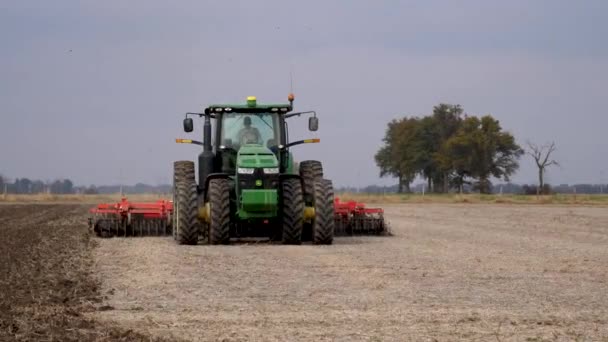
[238,168,279,190]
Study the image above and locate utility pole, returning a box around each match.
[120,167,124,197]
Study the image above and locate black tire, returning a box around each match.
[207,179,231,245]
[173,161,199,245]
[281,178,304,245]
[312,179,335,245]
[174,161,196,184]
[299,160,323,206]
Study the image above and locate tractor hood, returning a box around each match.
[237,144,278,168]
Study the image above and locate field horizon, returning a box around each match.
[2,192,608,206]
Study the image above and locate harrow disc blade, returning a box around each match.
[92,218,173,238]
[332,214,389,236]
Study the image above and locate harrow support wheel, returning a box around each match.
[173,161,199,245]
[207,179,231,245]
[312,179,335,245]
[281,178,304,245]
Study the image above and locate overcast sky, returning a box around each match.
[1,1,607,187]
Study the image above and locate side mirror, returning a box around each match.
[183,118,193,132]
[308,116,319,131]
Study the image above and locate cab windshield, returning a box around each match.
[220,112,280,150]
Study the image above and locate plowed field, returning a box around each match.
[1,203,607,341]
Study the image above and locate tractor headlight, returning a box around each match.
[264,168,279,174]
[237,167,255,174]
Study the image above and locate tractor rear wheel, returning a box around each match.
[312,179,335,245]
[281,178,304,244]
[173,161,199,245]
[207,178,231,245]
[299,160,323,206]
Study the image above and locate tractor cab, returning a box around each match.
[216,111,282,175]
[220,112,279,150]
[180,96,319,185]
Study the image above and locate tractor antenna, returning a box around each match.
[290,66,294,94]
[288,66,295,108]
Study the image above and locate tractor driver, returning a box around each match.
[238,116,262,145]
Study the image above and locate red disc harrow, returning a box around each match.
[333,197,388,235]
[88,197,173,237]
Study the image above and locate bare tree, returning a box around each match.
[526,141,559,195]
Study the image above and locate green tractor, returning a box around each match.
[172,95,335,245]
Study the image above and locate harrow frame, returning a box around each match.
[88,197,173,237]
[333,197,388,235]
[89,196,389,238]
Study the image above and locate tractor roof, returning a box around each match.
[204,96,293,114]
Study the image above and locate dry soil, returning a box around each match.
[90,204,608,341]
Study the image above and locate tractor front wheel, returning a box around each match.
[207,179,231,245]
[281,178,304,244]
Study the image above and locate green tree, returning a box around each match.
[408,104,463,193]
[375,118,419,193]
[411,116,438,191]
[429,104,463,192]
[444,115,523,193]
[376,104,522,194]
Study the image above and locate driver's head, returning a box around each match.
[244,116,252,127]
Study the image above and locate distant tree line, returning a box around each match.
[375,104,523,194]
[87,183,172,194]
[336,183,608,195]
[0,175,74,194]
[0,174,171,195]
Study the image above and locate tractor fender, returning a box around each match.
[278,174,302,182]
[203,173,231,195]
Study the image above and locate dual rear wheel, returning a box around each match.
[173,161,199,245]
[299,160,335,245]
[173,160,231,245]
[280,177,334,245]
